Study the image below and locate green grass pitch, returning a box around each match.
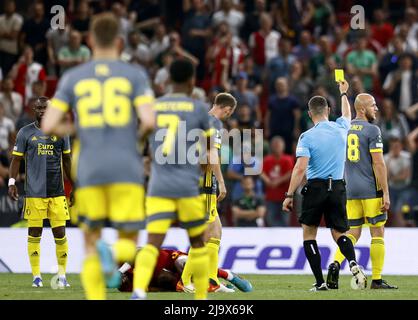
[1,274,418,300]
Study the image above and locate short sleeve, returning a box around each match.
[295,133,311,158]
[63,135,71,154]
[133,68,154,109]
[51,72,73,112]
[336,116,351,130]
[368,126,383,153]
[12,129,27,156]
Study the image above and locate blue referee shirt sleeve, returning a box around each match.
[296,134,310,158]
[335,116,351,130]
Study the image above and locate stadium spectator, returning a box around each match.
[111,2,133,45]
[0,0,23,76]
[212,0,244,37]
[57,30,91,75]
[19,1,49,67]
[384,136,411,227]
[31,80,46,99]
[71,0,91,40]
[160,31,199,67]
[376,98,410,150]
[121,31,151,67]
[261,136,294,227]
[265,77,300,154]
[131,0,161,40]
[9,46,46,104]
[241,55,263,96]
[149,23,169,62]
[346,36,378,92]
[310,35,342,80]
[289,60,314,108]
[292,30,318,66]
[46,16,70,76]
[0,101,15,152]
[0,76,23,123]
[181,0,212,81]
[371,9,394,48]
[240,0,266,41]
[379,36,407,81]
[248,13,280,68]
[226,142,263,202]
[231,71,261,125]
[395,7,418,53]
[154,52,173,97]
[267,37,296,92]
[383,53,418,112]
[232,176,266,227]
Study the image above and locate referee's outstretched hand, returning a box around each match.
[282,198,293,212]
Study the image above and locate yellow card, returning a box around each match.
[335,69,345,82]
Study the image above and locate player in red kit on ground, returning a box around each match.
[117,248,252,293]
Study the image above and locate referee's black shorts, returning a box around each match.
[299,179,349,233]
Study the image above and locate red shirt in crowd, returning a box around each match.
[262,154,294,202]
[371,23,394,48]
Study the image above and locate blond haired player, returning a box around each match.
[42,13,155,299]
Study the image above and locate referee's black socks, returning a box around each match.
[337,235,356,263]
[303,240,324,285]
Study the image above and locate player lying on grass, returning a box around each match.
[116,248,252,293]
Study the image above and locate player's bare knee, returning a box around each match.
[302,224,317,240]
[370,226,384,238]
[147,233,165,249]
[118,230,138,243]
[52,226,66,239]
[28,227,43,238]
[84,229,101,254]
[349,227,362,240]
[189,233,205,248]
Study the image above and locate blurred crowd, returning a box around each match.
[0,0,417,227]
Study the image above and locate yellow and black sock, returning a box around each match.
[133,244,159,292]
[207,238,220,285]
[54,236,68,276]
[80,254,105,300]
[334,233,357,265]
[371,237,385,280]
[188,246,209,300]
[28,236,41,277]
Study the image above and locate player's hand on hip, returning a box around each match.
[338,80,349,94]
[282,198,293,212]
[8,185,19,201]
[217,182,227,202]
[381,193,390,212]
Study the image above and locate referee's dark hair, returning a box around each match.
[308,96,329,116]
[169,59,195,84]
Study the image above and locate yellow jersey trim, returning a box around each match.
[214,143,221,149]
[134,95,154,108]
[51,98,69,112]
[12,151,24,156]
[63,149,71,154]
[204,128,215,137]
[370,149,383,153]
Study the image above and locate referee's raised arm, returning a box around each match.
[339,80,351,120]
[281,80,367,291]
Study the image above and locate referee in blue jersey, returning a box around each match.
[283,80,367,291]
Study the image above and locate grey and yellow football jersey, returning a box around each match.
[13,122,71,198]
[51,60,153,188]
[147,94,213,198]
[345,120,384,199]
[201,114,223,195]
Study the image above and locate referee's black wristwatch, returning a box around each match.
[340,92,348,98]
[285,192,293,198]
